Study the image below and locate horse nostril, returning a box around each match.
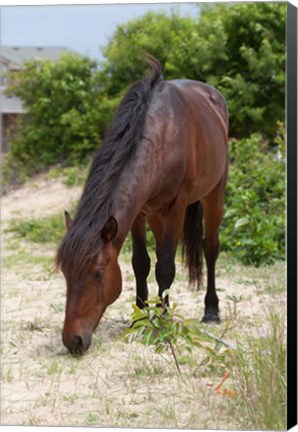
[63,333,85,355]
[62,331,92,354]
[72,334,85,354]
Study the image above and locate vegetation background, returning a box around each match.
[4,2,286,266]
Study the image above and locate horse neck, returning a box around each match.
[111,143,154,248]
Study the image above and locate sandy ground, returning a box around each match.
[1,175,82,222]
[1,176,286,428]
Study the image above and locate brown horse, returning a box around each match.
[56,57,229,354]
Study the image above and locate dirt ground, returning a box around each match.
[1,176,286,428]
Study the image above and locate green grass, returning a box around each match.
[156,403,179,428]
[226,307,286,430]
[86,412,99,425]
[3,253,54,272]
[1,368,14,384]
[5,212,65,244]
[47,359,63,375]
[45,163,90,187]
[50,303,65,313]
[129,354,165,378]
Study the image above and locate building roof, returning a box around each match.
[1,90,26,114]
[1,46,73,69]
[0,46,76,115]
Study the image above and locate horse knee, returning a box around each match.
[155,255,175,290]
[132,248,150,279]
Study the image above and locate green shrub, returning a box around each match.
[220,130,285,266]
[122,296,231,375]
[101,3,285,140]
[4,53,117,181]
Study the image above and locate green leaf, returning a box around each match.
[142,330,153,346]
[234,217,250,230]
[224,209,239,218]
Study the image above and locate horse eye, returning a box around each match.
[94,270,104,280]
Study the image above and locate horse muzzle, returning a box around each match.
[62,330,92,355]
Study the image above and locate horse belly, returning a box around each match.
[185,137,227,203]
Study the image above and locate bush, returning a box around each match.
[4,53,118,183]
[101,3,286,140]
[220,128,285,266]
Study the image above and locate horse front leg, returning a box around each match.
[131,214,151,308]
[153,200,185,306]
[155,237,176,306]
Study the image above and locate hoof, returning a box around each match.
[202,310,221,324]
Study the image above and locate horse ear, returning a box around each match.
[64,211,74,231]
[101,216,118,244]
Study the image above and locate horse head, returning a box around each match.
[60,213,122,354]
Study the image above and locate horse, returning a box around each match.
[56,56,229,354]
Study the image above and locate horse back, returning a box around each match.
[170,79,228,138]
[144,79,229,204]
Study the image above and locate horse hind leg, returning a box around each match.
[201,206,222,323]
[201,171,227,323]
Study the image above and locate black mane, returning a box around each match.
[56,56,163,276]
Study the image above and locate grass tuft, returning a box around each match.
[5,213,65,244]
[227,307,286,430]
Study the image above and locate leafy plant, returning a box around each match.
[4,53,114,183]
[220,132,285,266]
[61,165,89,187]
[101,3,285,140]
[122,294,232,375]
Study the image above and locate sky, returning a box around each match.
[1,3,199,60]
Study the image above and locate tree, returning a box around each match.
[101,3,286,140]
[6,53,116,172]
[199,3,286,139]
[5,3,286,179]
[99,10,197,96]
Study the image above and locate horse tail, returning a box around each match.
[182,201,204,289]
[145,54,163,86]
